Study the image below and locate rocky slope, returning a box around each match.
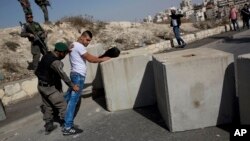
[0,21,199,84]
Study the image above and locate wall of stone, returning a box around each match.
[0,77,38,106]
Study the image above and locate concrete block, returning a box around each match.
[157,41,172,51]
[101,54,156,111]
[162,41,172,51]
[172,38,179,47]
[153,48,235,132]
[182,34,196,44]
[21,78,38,97]
[0,100,6,121]
[236,54,250,124]
[4,83,21,96]
[0,89,4,99]
[225,24,231,32]
[11,90,28,103]
[195,31,207,40]
[2,96,12,106]
[85,43,106,88]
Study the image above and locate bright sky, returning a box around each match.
[0,0,203,28]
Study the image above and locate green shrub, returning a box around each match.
[4,41,20,51]
[58,15,107,35]
[2,61,20,73]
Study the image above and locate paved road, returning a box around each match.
[1,30,250,141]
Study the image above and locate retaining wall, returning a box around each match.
[0,77,38,106]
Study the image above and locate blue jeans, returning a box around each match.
[173,26,185,46]
[64,72,85,128]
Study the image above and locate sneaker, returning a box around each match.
[181,43,187,48]
[62,127,83,136]
[44,122,57,135]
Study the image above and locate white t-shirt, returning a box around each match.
[69,42,87,76]
[172,19,178,26]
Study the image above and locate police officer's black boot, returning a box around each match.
[44,121,57,135]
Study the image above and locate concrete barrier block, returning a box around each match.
[0,100,6,121]
[0,89,4,99]
[85,44,106,87]
[4,83,21,96]
[153,48,235,132]
[237,54,250,125]
[21,78,38,97]
[101,54,156,111]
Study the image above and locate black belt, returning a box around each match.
[38,81,53,87]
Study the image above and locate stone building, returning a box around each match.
[180,0,195,19]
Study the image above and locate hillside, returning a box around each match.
[0,20,199,83]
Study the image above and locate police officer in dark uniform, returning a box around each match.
[35,0,50,23]
[21,13,48,70]
[35,42,79,135]
[18,0,32,15]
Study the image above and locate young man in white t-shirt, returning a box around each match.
[62,31,110,135]
[170,7,186,48]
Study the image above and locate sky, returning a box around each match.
[0,0,203,28]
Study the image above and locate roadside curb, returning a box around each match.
[200,29,249,49]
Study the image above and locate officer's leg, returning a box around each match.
[38,86,58,134]
[27,7,32,15]
[41,5,49,22]
[48,90,67,122]
[37,86,54,122]
[40,93,54,123]
[31,44,41,70]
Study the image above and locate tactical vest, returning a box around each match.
[35,52,61,85]
[24,22,45,41]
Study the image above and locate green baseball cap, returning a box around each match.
[55,42,68,52]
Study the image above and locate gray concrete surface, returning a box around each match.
[0,29,250,141]
[153,48,235,132]
[101,54,156,111]
[0,96,231,141]
[236,54,250,125]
